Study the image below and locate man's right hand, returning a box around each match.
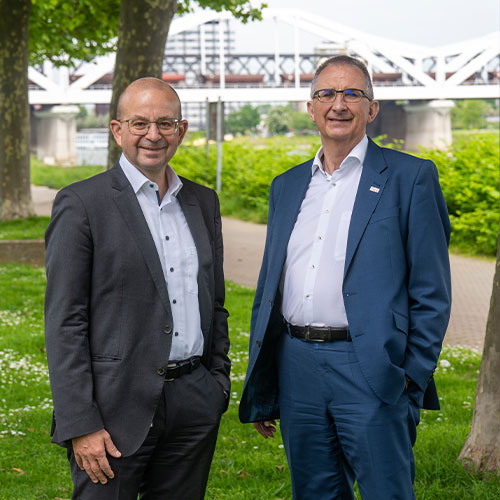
[72,429,122,484]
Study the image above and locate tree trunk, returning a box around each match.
[459,227,500,472]
[107,0,178,168]
[0,0,33,219]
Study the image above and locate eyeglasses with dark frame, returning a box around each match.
[312,88,372,103]
[118,118,181,136]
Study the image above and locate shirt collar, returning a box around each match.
[119,153,183,198]
[312,135,369,176]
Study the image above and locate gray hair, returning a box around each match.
[310,55,374,100]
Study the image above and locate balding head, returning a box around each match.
[110,77,188,180]
[116,77,182,120]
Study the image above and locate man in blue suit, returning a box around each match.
[239,56,451,499]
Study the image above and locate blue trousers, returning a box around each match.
[277,331,420,500]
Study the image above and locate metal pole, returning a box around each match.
[293,20,300,89]
[274,17,280,86]
[205,97,210,165]
[218,18,225,89]
[200,23,206,76]
[216,97,222,192]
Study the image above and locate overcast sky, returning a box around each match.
[227,0,499,52]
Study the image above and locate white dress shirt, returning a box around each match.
[120,154,204,360]
[281,135,368,327]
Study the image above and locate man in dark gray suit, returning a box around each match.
[45,77,230,499]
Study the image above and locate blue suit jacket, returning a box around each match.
[239,138,451,423]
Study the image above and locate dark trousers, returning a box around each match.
[277,331,420,500]
[68,364,226,500]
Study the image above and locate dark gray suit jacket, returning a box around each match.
[45,163,230,456]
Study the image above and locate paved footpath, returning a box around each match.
[33,185,495,351]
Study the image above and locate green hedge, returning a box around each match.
[172,136,320,222]
[27,132,499,257]
[421,132,499,256]
[174,133,499,257]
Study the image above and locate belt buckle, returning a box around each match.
[165,362,179,382]
[305,325,325,342]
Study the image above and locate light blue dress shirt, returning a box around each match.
[120,154,204,360]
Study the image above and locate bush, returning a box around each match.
[421,132,499,256]
[171,136,319,222]
[29,132,499,257]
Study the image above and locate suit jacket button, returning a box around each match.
[157,367,165,376]
[164,325,172,335]
[269,299,273,306]
[256,340,261,347]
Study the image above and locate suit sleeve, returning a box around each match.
[208,191,231,395]
[44,188,104,443]
[403,160,452,391]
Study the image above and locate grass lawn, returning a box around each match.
[0,217,50,241]
[31,157,105,191]
[0,263,499,499]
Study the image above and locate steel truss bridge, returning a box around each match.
[28,8,500,105]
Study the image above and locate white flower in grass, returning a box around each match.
[439,359,451,368]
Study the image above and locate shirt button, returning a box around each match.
[165,236,170,241]
[157,367,165,376]
[170,267,174,272]
[174,332,179,337]
[164,325,172,335]
[172,299,177,304]
[306,295,311,299]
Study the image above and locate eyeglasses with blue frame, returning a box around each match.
[312,88,372,103]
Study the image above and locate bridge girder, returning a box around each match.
[27,8,500,105]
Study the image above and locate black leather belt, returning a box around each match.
[286,323,350,342]
[164,356,201,381]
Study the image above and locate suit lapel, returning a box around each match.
[344,140,388,277]
[110,164,173,317]
[176,183,212,274]
[269,161,312,273]
[176,183,213,334]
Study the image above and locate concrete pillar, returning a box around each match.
[34,104,79,165]
[367,101,406,145]
[403,100,454,151]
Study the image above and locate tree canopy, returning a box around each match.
[451,99,493,130]
[225,105,261,135]
[28,0,265,67]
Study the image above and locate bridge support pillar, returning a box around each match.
[403,100,454,151]
[34,105,79,165]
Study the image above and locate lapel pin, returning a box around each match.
[370,186,380,193]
